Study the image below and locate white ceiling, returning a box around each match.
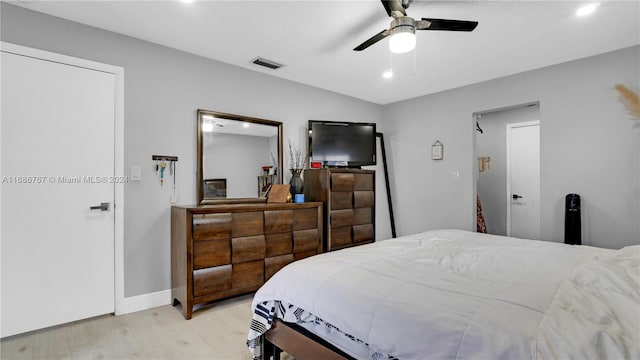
[9,0,640,105]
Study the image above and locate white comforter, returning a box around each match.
[249,229,640,359]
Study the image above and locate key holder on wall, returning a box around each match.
[152,155,178,190]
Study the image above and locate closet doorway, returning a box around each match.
[474,103,541,239]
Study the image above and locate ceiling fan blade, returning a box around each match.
[354,29,390,51]
[381,0,406,18]
[417,18,478,32]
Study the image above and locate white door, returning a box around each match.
[1,49,116,337]
[507,121,540,239]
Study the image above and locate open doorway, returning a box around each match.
[474,103,541,239]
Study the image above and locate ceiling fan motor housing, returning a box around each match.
[390,16,416,34]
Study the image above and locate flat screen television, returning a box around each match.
[308,120,376,168]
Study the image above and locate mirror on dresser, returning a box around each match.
[197,110,283,204]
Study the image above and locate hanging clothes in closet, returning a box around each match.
[477,194,487,233]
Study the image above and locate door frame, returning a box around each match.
[1,42,125,315]
[505,120,540,237]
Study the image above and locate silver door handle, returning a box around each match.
[90,202,110,211]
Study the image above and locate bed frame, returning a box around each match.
[261,319,356,360]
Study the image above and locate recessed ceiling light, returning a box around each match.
[383,70,393,79]
[576,2,600,16]
[243,123,250,128]
[180,0,194,4]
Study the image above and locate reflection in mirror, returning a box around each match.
[197,110,283,204]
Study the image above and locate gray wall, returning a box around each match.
[383,45,640,249]
[1,3,384,297]
[476,105,540,236]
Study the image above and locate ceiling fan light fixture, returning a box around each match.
[389,31,416,53]
[389,17,416,54]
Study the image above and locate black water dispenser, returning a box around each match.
[564,194,581,245]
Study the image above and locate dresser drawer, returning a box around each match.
[232,260,264,289]
[293,207,318,230]
[294,250,317,261]
[265,232,292,257]
[353,191,374,208]
[232,211,264,238]
[331,227,352,247]
[353,207,372,225]
[232,235,265,263]
[353,224,374,243]
[264,210,293,234]
[193,265,232,297]
[331,173,354,191]
[293,229,320,253]
[331,191,353,210]
[265,254,294,281]
[193,213,232,241]
[354,173,374,191]
[193,239,231,269]
[330,209,353,228]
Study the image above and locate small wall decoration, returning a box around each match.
[478,156,491,172]
[431,140,444,160]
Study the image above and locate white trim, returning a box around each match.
[121,290,172,314]
[1,42,126,316]
[505,120,540,237]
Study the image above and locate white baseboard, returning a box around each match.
[121,289,172,314]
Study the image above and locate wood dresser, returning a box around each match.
[303,168,375,252]
[171,202,322,319]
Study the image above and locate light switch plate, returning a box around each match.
[130,165,141,181]
[452,171,461,182]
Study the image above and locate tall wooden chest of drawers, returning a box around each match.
[303,168,375,252]
[171,202,322,319]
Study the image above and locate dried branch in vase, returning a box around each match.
[288,141,307,169]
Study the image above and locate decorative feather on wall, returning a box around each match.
[614,84,640,120]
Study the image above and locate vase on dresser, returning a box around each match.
[289,168,304,196]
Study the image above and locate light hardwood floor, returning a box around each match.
[1,294,256,360]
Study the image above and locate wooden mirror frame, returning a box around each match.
[197,109,283,205]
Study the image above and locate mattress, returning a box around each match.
[247,229,640,359]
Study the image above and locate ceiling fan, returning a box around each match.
[354,0,478,53]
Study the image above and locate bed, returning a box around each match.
[246,229,639,360]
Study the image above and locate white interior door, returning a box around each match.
[1,49,116,337]
[507,121,540,239]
